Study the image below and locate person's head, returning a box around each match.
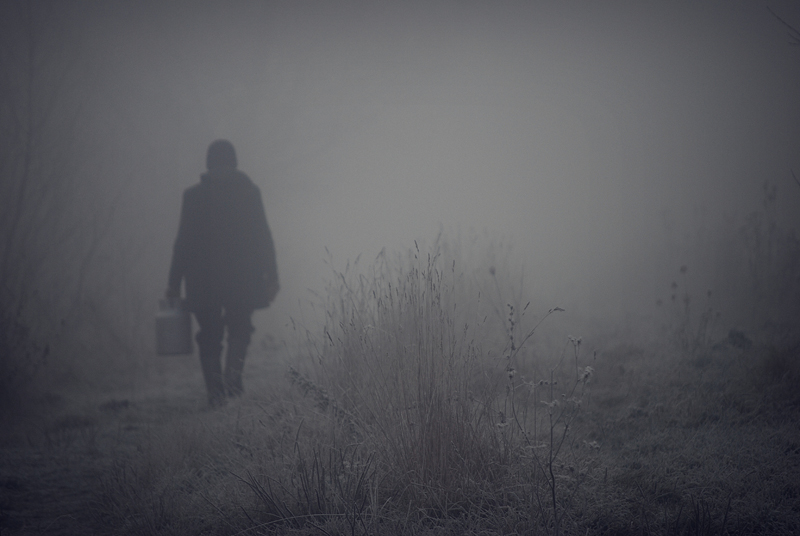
[206,139,237,170]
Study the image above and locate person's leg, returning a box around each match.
[194,307,226,406]
[223,305,254,397]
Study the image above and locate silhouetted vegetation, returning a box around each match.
[0,1,125,412]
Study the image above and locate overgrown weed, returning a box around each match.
[658,264,720,359]
[310,240,504,516]
[265,237,606,535]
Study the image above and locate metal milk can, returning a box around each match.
[155,298,193,355]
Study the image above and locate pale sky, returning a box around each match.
[65,0,800,337]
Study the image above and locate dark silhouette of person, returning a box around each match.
[167,139,279,406]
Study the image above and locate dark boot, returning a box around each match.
[194,308,226,407]
[199,345,225,407]
[223,306,254,398]
[224,340,247,398]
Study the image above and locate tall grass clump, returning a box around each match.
[274,236,597,536]
[309,241,502,517]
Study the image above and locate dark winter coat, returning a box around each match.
[168,168,279,311]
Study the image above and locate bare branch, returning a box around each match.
[768,7,800,46]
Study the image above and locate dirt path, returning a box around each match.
[0,349,287,535]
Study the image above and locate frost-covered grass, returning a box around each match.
[85,238,800,535]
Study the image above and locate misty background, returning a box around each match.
[3,0,800,379]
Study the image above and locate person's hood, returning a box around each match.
[199,168,252,189]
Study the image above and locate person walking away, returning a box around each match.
[166,140,279,407]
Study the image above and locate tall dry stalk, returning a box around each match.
[309,240,504,514]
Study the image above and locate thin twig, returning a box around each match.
[768,7,800,45]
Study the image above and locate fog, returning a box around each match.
[6,4,800,531]
[20,0,800,344]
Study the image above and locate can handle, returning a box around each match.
[159,297,185,311]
